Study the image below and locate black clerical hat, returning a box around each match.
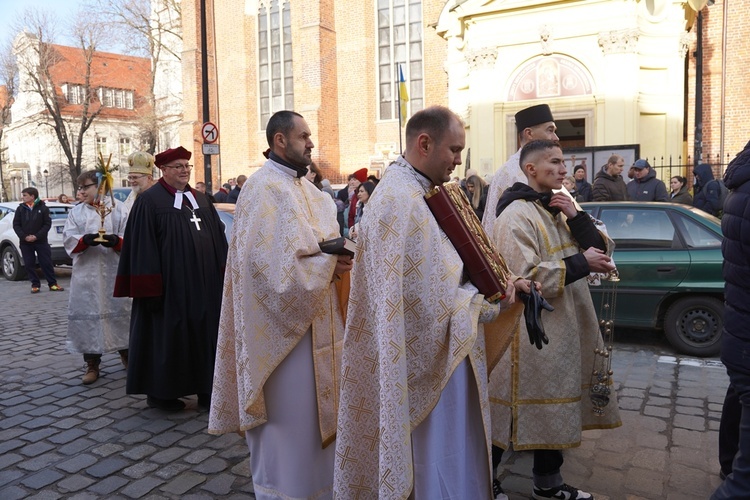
[515,104,554,132]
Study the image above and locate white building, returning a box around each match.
[3,33,152,200]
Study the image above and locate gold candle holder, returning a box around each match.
[93,202,113,243]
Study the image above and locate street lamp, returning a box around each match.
[43,169,49,199]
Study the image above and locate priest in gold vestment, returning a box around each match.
[208,111,351,499]
[490,140,622,500]
[334,106,518,499]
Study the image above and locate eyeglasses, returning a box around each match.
[162,164,193,171]
[77,183,97,191]
[127,174,147,181]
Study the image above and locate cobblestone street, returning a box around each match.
[0,270,729,499]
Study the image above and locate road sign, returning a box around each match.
[201,122,219,144]
[202,143,220,155]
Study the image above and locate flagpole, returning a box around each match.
[396,65,403,154]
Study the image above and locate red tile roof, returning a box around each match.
[46,43,152,120]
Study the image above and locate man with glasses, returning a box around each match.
[123,151,156,210]
[115,146,228,411]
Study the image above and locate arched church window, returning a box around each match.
[376,0,423,121]
[258,0,293,129]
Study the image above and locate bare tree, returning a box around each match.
[91,0,183,153]
[13,8,107,188]
[0,39,18,202]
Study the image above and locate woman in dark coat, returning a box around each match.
[669,176,693,205]
[712,140,750,499]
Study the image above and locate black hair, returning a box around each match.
[519,139,561,169]
[266,110,304,148]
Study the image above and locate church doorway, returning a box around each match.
[556,117,586,149]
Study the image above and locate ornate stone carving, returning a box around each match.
[598,29,639,55]
[466,47,498,71]
[539,25,554,55]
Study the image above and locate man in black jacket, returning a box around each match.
[12,187,64,293]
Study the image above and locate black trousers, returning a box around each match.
[719,384,741,477]
[20,242,56,287]
[492,445,564,478]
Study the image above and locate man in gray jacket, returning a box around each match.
[626,159,668,201]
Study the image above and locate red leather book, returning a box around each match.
[425,183,511,303]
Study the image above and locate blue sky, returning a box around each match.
[0,0,84,45]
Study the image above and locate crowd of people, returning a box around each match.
[11,103,746,499]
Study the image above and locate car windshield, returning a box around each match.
[48,207,72,220]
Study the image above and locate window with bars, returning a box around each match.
[377,0,423,121]
[258,0,293,129]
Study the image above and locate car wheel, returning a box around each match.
[1,245,27,281]
[664,296,723,357]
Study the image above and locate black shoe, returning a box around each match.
[146,396,185,411]
[493,479,509,500]
[197,393,211,408]
[533,483,593,500]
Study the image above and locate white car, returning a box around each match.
[0,201,75,281]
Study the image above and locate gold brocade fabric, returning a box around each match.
[489,200,622,450]
[333,159,493,499]
[208,161,344,446]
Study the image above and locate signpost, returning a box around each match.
[201,122,219,144]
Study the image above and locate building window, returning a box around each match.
[98,87,134,109]
[96,136,108,156]
[258,0,293,129]
[376,0,423,120]
[119,137,132,157]
[65,84,85,104]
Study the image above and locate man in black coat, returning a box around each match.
[12,187,64,293]
[712,139,750,499]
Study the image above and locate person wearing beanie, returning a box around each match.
[115,145,228,411]
[347,168,369,232]
[693,162,725,217]
[483,103,559,234]
[124,151,156,211]
[573,164,592,202]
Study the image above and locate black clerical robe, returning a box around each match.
[114,180,228,399]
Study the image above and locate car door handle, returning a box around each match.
[657,266,676,273]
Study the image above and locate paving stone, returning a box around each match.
[57,473,96,492]
[0,485,29,500]
[194,457,229,474]
[92,443,125,457]
[26,491,64,500]
[184,449,216,465]
[120,477,164,499]
[81,416,115,431]
[154,463,190,480]
[19,440,56,457]
[86,475,129,495]
[0,470,24,488]
[51,417,84,429]
[200,473,236,495]
[20,427,59,443]
[55,454,99,474]
[47,428,88,445]
[120,431,153,445]
[151,447,189,464]
[86,457,130,478]
[2,402,36,416]
[16,452,63,472]
[122,444,158,461]
[20,469,65,489]
[122,461,160,479]
[0,453,24,469]
[58,437,96,455]
[0,440,25,455]
[673,414,707,431]
[160,472,206,495]
[148,432,185,448]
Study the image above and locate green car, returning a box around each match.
[581,202,724,357]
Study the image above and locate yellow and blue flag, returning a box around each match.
[399,65,409,124]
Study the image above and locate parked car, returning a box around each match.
[112,187,132,203]
[0,201,75,281]
[581,201,724,357]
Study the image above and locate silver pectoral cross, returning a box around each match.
[188,209,202,231]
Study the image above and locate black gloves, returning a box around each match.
[519,282,554,350]
[82,234,101,246]
[100,234,120,248]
